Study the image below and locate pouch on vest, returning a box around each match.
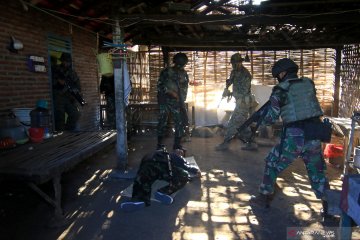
[304,118,332,142]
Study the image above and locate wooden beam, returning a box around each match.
[132,36,351,51]
[118,11,360,27]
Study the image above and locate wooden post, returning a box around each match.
[250,50,254,76]
[113,20,127,170]
[300,49,303,76]
[261,51,265,83]
[333,47,342,117]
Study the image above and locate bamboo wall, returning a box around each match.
[339,44,360,117]
[127,48,336,115]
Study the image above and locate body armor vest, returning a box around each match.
[278,77,323,123]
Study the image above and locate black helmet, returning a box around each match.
[60,52,72,62]
[173,53,188,66]
[272,58,298,77]
[230,53,244,64]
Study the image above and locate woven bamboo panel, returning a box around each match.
[127,48,336,114]
[339,44,360,117]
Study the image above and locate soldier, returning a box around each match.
[250,58,330,208]
[215,53,258,151]
[120,147,201,212]
[157,53,189,150]
[52,53,81,131]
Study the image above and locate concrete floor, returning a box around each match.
[0,130,358,240]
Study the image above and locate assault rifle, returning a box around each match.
[218,79,232,107]
[64,80,86,106]
[236,100,271,143]
[57,70,86,106]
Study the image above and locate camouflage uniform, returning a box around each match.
[131,151,198,206]
[259,77,328,199]
[52,63,81,131]
[223,65,258,143]
[157,66,189,149]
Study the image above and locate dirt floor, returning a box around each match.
[0,129,359,240]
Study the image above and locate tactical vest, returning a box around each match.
[277,77,323,123]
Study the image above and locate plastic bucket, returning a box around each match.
[96,53,113,77]
[29,127,44,143]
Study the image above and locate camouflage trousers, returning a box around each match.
[259,131,328,199]
[224,99,255,142]
[132,161,189,206]
[157,100,186,139]
[53,92,80,131]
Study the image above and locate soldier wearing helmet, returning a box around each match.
[157,53,189,150]
[215,53,258,151]
[250,58,329,210]
[52,52,81,131]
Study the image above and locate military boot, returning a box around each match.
[241,142,258,151]
[215,141,230,151]
[249,193,274,208]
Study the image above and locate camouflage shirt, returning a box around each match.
[228,65,252,100]
[157,66,189,101]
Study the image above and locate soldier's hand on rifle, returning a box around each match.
[222,88,231,98]
[58,79,65,86]
[167,90,179,100]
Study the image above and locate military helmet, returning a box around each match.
[173,53,188,66]
[230,53,244,64]
[60,52,72,62]
[272,58,298,77]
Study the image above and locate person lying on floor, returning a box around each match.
[121,146,201,212]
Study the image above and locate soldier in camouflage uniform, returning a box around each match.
[157,53,189,150]
[250,58,329,208]
[52,53,81,131]
[215,53,258,151]
[120,147,201,212]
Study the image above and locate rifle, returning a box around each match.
[175,73,189,126]
[56,69,86,106]
[64,80,86,106]
[218,79,233,107]
[236,100,271,143]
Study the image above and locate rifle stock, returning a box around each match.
[236,100,271,142]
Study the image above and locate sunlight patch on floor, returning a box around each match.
[293,203,313,220]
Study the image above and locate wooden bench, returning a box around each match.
[0,130,116,225]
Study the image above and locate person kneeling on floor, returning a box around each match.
[121,146,201,212]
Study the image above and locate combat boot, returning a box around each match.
[215,141,230,151]
[249,193,274,208]
[241,142,258,151]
